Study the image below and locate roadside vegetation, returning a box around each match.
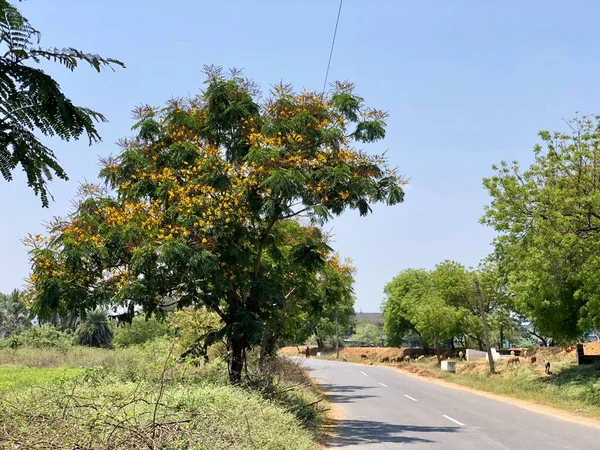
[1,336,328,449]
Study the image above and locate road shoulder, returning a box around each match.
[390,365,600,430]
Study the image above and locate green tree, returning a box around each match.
[25,68,404,382]
[0,289,29,338]
[257,220,355,363]
[411,293,462,362]
[168,307,223,361]
[75,309,113,348]
[383,262,511,361]
[0,1,124,206]
[429,260,511,350]
[382,269,431,347]
[351,323,381,346]
[482,115,600,343]
[113,314,169,347]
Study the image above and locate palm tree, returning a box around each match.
[76,309,113,348]
[0,289,29,337]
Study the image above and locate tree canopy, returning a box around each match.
[0,289,29,338]
[351,323,381,346]
[25,67,405,381]
[482,115,600,344]
[0,0,124,206]
[382,261,513,360]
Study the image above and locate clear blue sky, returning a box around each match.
[3,0,600,312]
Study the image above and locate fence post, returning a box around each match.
[576,344,584,365]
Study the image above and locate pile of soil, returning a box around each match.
[584,341,600,355]
[280,346,462,361]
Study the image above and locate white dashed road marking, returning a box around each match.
[378,382,388,387]
[404,394,418,402]
[443,415,465,426]
[360,371,368,376]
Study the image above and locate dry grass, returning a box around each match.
[0,345,325,449]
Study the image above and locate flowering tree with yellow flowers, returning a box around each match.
[25,67,405,382]
[256,220,356,365]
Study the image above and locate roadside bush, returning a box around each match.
[0,324,73,349]
[113,315,169,347]
[0,353,317,449]
[168,307,222,350]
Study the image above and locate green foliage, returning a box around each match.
[0,0,124,206]
[2,324,73,349]
[113,314,169,347]
[0,289,30,338]
[0,346,321,449]
[27,69,401,381]
[383,261,513,356]
[383,268,432,347]
[75,309,113,348]
[482,115,600,343]
[350,323,381,346]
[0,366,84,392]
[262,221,356,355]
[168,307,222,355]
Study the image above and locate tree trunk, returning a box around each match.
[434,335,441,363]
[317,338,324,351]
[415,329,430,354]
[230,335,246,383]
[499,324,504,349]
[474,278,495,374]
[528,329,548,347]
[259,325,278,370]
[314,327,324,350]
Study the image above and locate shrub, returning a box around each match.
[75,309,113,348]
[168,307,222,354]
[0,324,73,349]
[113,315,169,347]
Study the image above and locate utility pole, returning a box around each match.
[475,278,495,374]
[335,305,340,360]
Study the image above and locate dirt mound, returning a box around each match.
[280,346,465,361]
[584,341,600,355]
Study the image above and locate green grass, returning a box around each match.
[0,344,324,449]
[0,365,84,392]
[440,360,600,417]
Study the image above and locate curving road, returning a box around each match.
[300,357,600,449]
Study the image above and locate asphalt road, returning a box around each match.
[300,357,600,449]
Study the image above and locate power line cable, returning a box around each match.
[322,0,344,95]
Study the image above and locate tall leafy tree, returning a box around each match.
[0,289,29,337]
[383,269,463,362]
[383,261,512,357]
[482,115,600,343]
[25,68,404,382]
[383,269,431,347]
[0,0,124,206]
[351,323,381,346]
